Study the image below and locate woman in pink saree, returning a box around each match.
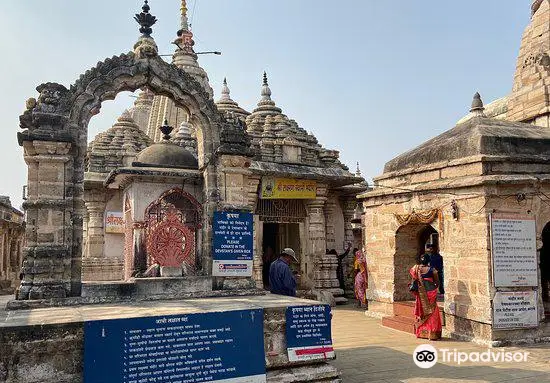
[353,249,368,307]
[409,253,442,340]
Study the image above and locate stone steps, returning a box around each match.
[381,301,445,334]
[334,297,348,305]
[381,315,416,334]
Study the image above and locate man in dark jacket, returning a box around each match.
[269,248,298,297]
[426,244,444,294]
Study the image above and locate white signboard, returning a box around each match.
[490,214,537,287]
[493,291,538,329]
[212,260,254,277]
[105,211,124,234]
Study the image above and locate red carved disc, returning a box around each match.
[147,209,195,268]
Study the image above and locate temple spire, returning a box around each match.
[171,0,213,97]
[261,72,272,102]
[181,0,189,30]
[220,78,231,101]
[356,162,362,177]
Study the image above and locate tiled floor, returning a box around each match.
[329,304,550,382]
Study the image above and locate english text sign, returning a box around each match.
[212,211,253,277]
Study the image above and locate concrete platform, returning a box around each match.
[0,295,341,383]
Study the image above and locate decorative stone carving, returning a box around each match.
[19,82,71,141]
[216,115,253,157]
[147,207,195,270]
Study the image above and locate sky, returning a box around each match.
[1,1,530,209]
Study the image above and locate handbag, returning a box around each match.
[408,280,418,292]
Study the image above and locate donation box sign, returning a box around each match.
[84,309,266,383]
[285,305,334,362]
[490,214,538,287]
[212,211,254,277]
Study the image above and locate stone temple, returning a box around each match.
[1,2,367,381]
[79,8,367,300]
[358,0,550,346]
[16,1,367,302]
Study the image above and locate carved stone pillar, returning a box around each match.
[128,221,147,280]
[5,235,12,279]
[217,155,252,209]
[324,196,337,251]
[0,228,5,278]
[213,154,257,290]
[18,140,74,300]
[84,200,106,259]
[247,176,262,288]
[305,186,335,292]
[342,198,357,293]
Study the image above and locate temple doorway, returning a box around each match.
[261,222,301,288]
[394,224,438,302]
[541,223,550,318]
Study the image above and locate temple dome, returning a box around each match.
[132,139,198,169]
[87,111,152,173]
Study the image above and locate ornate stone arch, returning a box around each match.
[16,47,252,299]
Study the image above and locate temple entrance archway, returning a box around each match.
[17,33,250,299]
[394,224,438,301]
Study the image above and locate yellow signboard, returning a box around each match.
[260,178,316,199]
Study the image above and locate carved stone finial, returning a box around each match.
[159,119,174,140]
[220,78,231,101]
[134,0,157,37]
[356,162,362,177]
[470,92,485,116]
[261,72,272,101]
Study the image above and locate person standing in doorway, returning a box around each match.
[353,249,368,308]
[269,248,298,297]
[426,244,444,294]
[409,253,442,340]
[333,243,352,292]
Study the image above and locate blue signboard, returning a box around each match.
[84,309,266,383]
[285,305,334,362]
[212,211,254,276]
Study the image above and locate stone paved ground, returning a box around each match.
[329,304,550,383]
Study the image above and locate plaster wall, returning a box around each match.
[104,190,124,261]
[125,181,203,221]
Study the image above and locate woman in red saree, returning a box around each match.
[354,249,368,307]
[409,254,442,340]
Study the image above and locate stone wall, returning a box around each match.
[361,155,550,343]
[0,297,339,382]
[0,204,24,293]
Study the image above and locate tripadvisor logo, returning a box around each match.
[413,345,529,368]
[413,345,438,368]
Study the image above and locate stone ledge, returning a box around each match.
[6,288,268,311]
